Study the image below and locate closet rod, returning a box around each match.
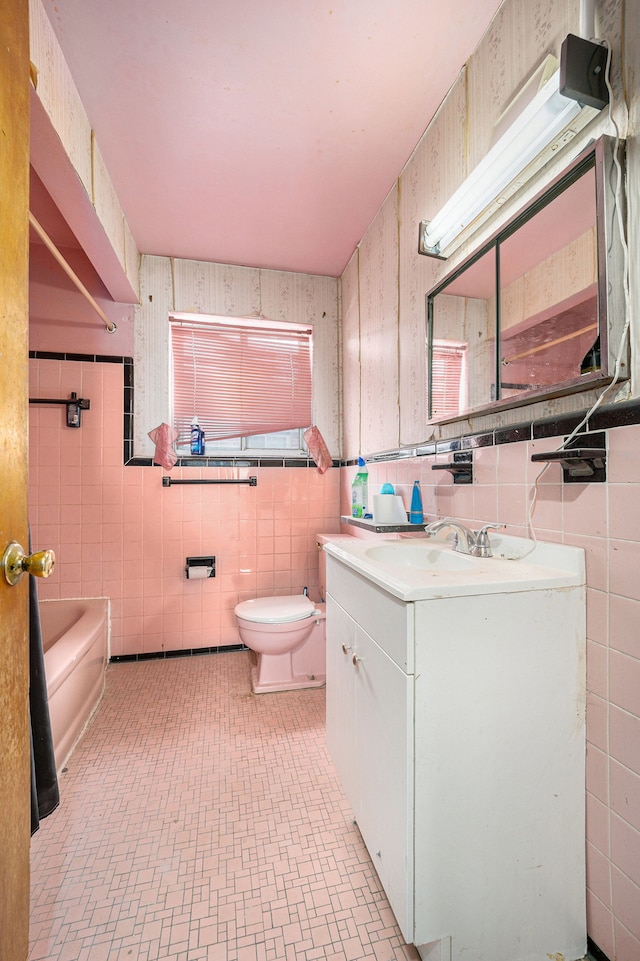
[162,476,258,487]
[502,322,597,364]
[29,211,117,334]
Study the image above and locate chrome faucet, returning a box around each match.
[424,519,476,554]
[424,519,505,557]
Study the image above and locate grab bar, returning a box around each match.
[162,476,257,487]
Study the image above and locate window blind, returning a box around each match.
[429,340,468,418]
[170,315,312,444]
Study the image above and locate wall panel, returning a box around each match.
[358,185,400,455]
[137,255,340,457]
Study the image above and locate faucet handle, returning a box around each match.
[473,523,505,557]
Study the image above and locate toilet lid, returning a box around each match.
[235,595,316,624]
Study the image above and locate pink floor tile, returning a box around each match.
[29,653,420,961]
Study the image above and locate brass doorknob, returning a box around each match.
[2,541,55,586]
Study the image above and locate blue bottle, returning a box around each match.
[190,417,205,455]
[409,480,424,524]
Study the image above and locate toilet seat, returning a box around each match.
[235,595,317,624]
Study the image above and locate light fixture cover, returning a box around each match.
[419,64,601,259]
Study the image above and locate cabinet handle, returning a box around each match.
[352,653,362,666]
[341,643,351,654]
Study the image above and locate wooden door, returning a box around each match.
[0,1,32,958]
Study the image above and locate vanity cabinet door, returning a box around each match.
[325,594,358,811]
[326,587,414,943]
[353,626,414,942]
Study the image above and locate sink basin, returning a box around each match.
[365,543,474,571]
[324,533,585,602]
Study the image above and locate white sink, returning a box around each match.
[366,542,475,571]
[325,533,585,601]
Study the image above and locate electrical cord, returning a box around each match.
[522,38,630,558]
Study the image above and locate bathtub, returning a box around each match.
[39,598,109,771]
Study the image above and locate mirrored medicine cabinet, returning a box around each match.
[426,136,627,422]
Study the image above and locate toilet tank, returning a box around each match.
[316,534,354,601]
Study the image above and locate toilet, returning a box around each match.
[234,533,353,694]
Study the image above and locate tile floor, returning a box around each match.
[28,651,421,961]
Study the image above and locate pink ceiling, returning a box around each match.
[42,0,503,277]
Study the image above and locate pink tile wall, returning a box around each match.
[29,358,341,659]
[341,427,640,960]
[29,353,640,957]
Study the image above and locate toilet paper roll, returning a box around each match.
[186,566,211,579]
[372,494,407,525]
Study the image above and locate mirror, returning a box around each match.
[426,136,626,422]
[428,247,496,419]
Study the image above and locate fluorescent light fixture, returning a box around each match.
[418,67,596,258]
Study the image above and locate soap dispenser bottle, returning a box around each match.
[409,480,424,524]
[351,457,369,518]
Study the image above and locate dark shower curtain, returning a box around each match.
[29,560,59,834]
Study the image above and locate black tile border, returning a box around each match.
[123,356,134,463]
[29,350,129,362]
[436,437,463,454]
[494,424,533,445]
[346,398,640,466]
[29,351,640,471]
[110,643,248,663]
[461,431,494,449]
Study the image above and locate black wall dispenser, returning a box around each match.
[530,430,607,482]
[185,556,216,579]
[431,451,474,484]
[29,391,91,427]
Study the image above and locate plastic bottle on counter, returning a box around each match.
[351,457,369,518]
[409,480,424,524]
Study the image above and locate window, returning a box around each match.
[170,312,313,453]
[429,339,468,419]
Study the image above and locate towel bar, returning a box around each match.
[162,476,257,487]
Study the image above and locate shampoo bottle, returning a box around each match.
[351,457,369,518]
[190,417,205,455]
[409,480,424,524]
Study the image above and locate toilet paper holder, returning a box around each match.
[185,555,216,579]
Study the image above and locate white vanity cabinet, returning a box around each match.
[325,542,586,961]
